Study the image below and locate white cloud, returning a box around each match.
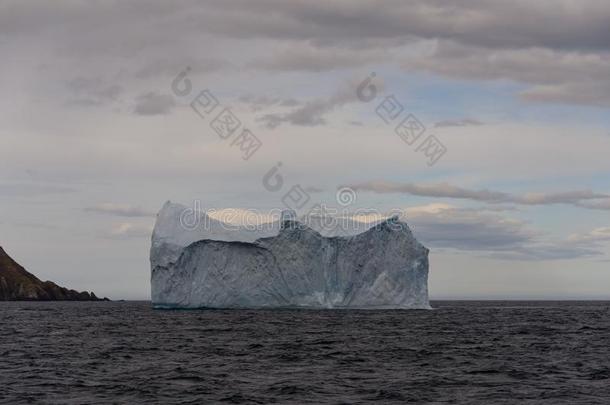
[569,227,610,244]
[108,222,154,238]
[85,203,155,217]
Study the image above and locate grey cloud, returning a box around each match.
[190,0,610,51]
[489,245,601,261]
[0,221,59,230]
[258,102,329,128]
[256,113,287,129]
[133,92,176,115]
[0,2,186,56]
[193,1,608,107]
[280,99,300,107]
[251,41,383,72]
[84,203,156,218]
[348,181,511,202]
[346,181,610,209]
[238,95,301,112]
[408,209,533,251]
[134,58,228,79]
[4,1,610,106]
[65,77,123,107]
[257,79,373,129]
[405,206,601,261]
[4,1,610,56]
[189,0,610,103]
[435,118,483,128]
[404,37,610,78]
[403,42,610,107]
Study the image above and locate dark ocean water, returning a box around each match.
[1,301,609,404]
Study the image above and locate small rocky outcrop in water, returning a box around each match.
[0,246,107,301]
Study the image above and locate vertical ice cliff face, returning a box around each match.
[151,202,430,309]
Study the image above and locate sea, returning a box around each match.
[1,301,609,404]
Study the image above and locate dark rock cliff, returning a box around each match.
[0,246,107,301]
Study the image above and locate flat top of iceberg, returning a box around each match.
[152,201,398,250]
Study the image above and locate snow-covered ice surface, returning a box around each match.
[150,201,430,309]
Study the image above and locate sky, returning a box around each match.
[1,0,609,300]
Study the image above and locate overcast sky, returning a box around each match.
[1,0,609,299]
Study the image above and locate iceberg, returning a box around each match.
[150,201,430,309]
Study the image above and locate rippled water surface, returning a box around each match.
[1,301,609,404]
